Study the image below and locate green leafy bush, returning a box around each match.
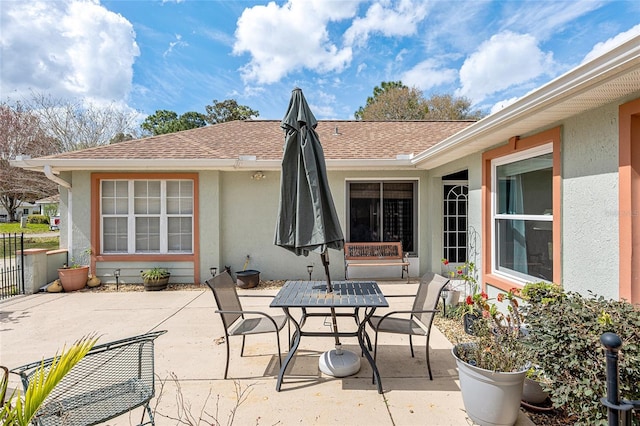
[523,290,640,425]
[521,281,565,304]
[26,215,50,225]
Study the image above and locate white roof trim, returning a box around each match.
[411,35,640,170]
[10,158,415,173]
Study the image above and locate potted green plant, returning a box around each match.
[442,259,481,331]
[460,290,488,334]
[57,249,92,292]
[141,267,170,291]
[1,336,96,425]
[452,287,529,426]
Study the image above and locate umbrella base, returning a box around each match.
[318,345,361,377]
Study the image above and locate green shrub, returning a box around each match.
[26,215,49,225]
[523,290,640,425]
[521,281,565,304]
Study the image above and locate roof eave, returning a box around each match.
[412,35,640,170]
[10,158,416,173]
[10,159,249,172]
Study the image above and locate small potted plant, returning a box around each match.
[442,259,480,330]
[461,290,486,334]
[452,287,529,426]
[57,249,91,292]
[141,267,170,291]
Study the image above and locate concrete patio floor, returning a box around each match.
[0,281,534,425]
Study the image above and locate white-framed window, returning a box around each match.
[492,144,553,282]
[443,170,469,263]
[101,179,193,254]
[346,180,417,254]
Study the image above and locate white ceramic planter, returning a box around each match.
[444,289,461,305]
[522,377,550,404]
[453,344,527,426]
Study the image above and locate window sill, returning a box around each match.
[95,253,195,262]
[483,273,528,292]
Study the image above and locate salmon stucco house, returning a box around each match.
[13,35,640,304]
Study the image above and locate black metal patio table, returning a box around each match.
[270,280,388,393]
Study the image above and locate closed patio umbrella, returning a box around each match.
[275,87,344,292]
[275,88,359,377]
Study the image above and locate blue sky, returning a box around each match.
[2,0,639,121]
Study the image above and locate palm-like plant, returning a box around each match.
[1,335,97,425]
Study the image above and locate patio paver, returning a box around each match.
[0,282,534,425]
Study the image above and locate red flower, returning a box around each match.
[457,270,463,275]
[481,292,488,300]
[497,293,504,302]
[442,259,449,265]
[466,295,473,305]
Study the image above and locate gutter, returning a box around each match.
[44,165,71,189]
[40,164,73,256]
[410,34,640,168]
[13,158,416,172]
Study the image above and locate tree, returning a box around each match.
[356,86,429,120]
[354,81,407,120]
[424,93,485,120]
[0,103,59,222]
[109,132,135,144]
[180,111,208,129]
[205,99,259,124]
[140,110,207,136]
[354,82,486,120]
[27,93,142,152]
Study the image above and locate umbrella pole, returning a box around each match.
[321,251,333,293]
[321,251,341,346]
[317,249,359,377]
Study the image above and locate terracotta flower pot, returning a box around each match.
[57,266,89,292]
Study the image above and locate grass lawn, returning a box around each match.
[0,223,53,234]
[0,223,59,257]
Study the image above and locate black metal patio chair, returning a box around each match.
[206,271,289,379]
[367,272,450,381]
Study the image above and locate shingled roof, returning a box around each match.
[39,120,474,162]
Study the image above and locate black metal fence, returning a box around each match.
[601,332,640,426]
[1,233,25,300]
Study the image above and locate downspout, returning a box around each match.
[44,165,73,255]
[43,165,71,189]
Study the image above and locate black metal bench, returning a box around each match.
[10,330,166,426]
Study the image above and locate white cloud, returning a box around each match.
[490,96,521,114]
[343,0,428,47]
[233,0,359,84]
[582,24,640,64]
[163,34,188,58]
[500,1,603,42]
[309,103,336,119]
[401,59,457,91]
[0,0,139,104]
[456,31,554,103]
[395,48,409,62]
